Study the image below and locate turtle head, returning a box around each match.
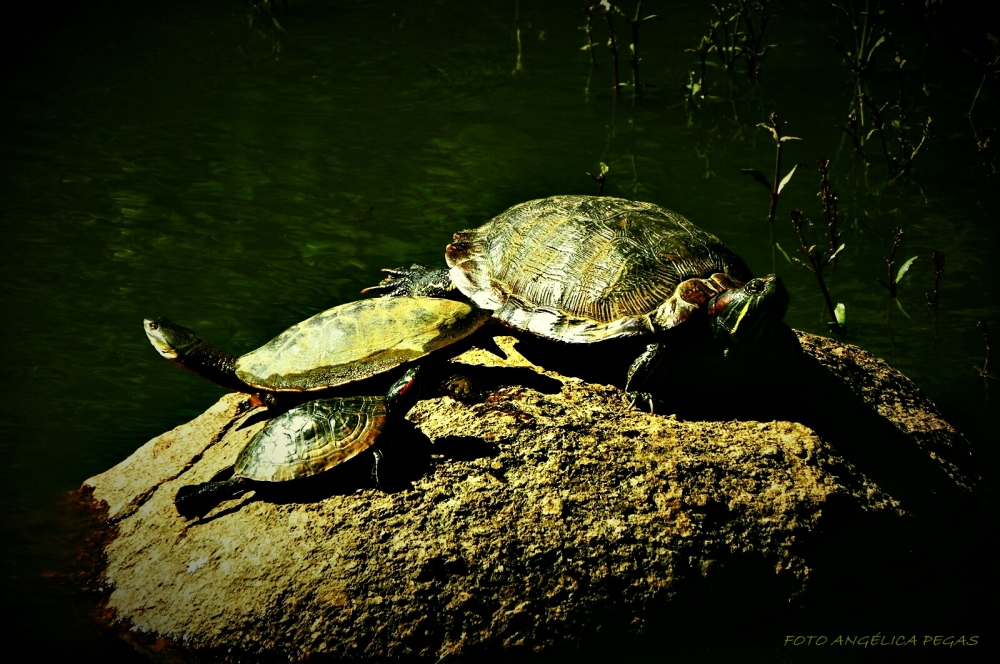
[144,318,206,361]
[706,275,789,346]
[385,366,422,418]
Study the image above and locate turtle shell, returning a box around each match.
[234,296,489,391]
[235,396,386,482]
[445,195,753,343]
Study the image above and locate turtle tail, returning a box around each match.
[174,476,251,518]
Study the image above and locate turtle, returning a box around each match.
[174,366,421,518]
[144,296,490,404]
[364,195,790,407]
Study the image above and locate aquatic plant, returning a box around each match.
[816,159,842,265]
[831,4,933,180]
[878,227,918,299]
[841,109,864,155]
[684,35,712,101]
[596,1,623,92]
[685,0,775,100]
[513,0,524,75]
[925,250,945,307]
[251,1,289,33]
[588,162,610,195]
[580,4,599,67]
[830,0,886,130]
[978,320,992,377]
[610,1,660,96]
[740,112,802,228]
[787,208,845,330]
[733,0,773,80]
[966,33,999,177]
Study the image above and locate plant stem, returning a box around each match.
[790,209,839,325]
[979,320,992,377]
[885,227,903,297]
[861,93,896,175]
[767,119,782,226]
[631,1,643,92]
[604,10,621,92]
[817,159,841,262]
[926,250,944,307]
[583,4,598,67]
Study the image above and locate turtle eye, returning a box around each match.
[744,280,763,295]
[148,321,159,330]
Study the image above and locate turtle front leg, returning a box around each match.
[361,264,455,298]
[625,342,666,413]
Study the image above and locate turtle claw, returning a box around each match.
[626,390,657,413]
[361,264,454,298]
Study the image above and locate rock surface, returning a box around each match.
[78,332,978,662]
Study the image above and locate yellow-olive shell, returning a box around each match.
[234,297,488,391]
[446,195,752,343]
[235,396,385,482]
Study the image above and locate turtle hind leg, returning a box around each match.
[174,476,251,519]
[361,264,455,298]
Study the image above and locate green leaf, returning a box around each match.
[866,35,886,63]
[756,124,779,141]
[894,298,911,319]
[834,302,847,326]
[895,255,918,283]
[829,243,846,260]
[779,135,802,142]
[775,242,792,263]
[740,168,772,192]
[777,164,799,194]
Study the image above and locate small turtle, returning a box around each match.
[174,367,421,518]
[366,195,789,407]
[144,296,489,404]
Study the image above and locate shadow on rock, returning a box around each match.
[185,420,434,523]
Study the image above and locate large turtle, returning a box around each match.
[366,195,790,405]
[174,367,421,518]
[144,296,489,404]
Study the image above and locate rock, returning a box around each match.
[77,333,978,662]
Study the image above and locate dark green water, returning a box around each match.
[1,1,997,660]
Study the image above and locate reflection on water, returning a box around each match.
[1,0,996,659]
